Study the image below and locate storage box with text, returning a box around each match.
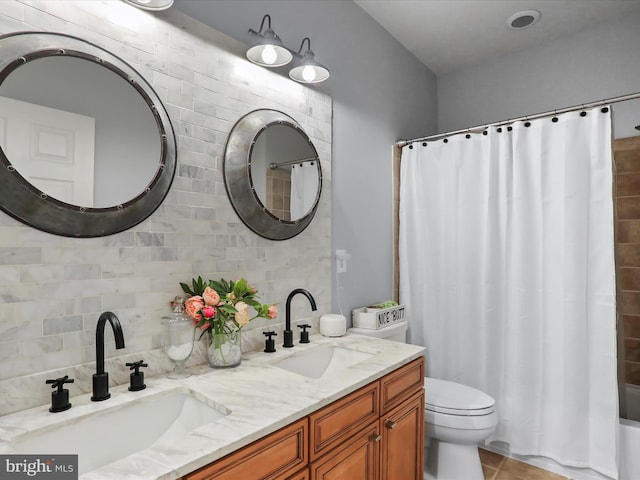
[351,304,405,330]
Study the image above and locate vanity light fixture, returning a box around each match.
[246,15,330,84]
[121,0,173,10]
[247,14,293,68]
[288,37,330,84]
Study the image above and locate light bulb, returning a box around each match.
[261,45,277,65]
[302,65,316,82]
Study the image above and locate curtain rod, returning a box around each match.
[396,91,640,148]
[269,156,318,169]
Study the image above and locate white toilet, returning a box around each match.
[348,320,498,480]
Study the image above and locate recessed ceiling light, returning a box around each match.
[121,0,173,11]
[506,9,541,30]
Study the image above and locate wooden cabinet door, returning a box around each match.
[183,418,308,480]
[380,390,424,480]
[310,422,380,480]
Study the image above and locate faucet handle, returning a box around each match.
[46,375,74,388]
[126,360,147,392]
[298,324,311,344]
[263,331,277,353]
[126,360,148,372]
[46,375,74,413]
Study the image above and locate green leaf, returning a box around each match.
[210,280,226,294]
[234,278,248,294]
[219,304,237,314]
[180,282,194,296]
[244,298,261,309]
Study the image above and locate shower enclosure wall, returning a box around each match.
[615,135,640,422]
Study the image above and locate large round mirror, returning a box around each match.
[0,32,176,237]
[224,109,322,240]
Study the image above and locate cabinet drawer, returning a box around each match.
[379,357,424,414]
[309,382,379,461]
[183,418,308,480]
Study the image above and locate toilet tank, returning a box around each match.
[348,320,408,343]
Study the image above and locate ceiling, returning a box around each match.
[353,0,640,75]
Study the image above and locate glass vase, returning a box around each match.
[205,329,242,368]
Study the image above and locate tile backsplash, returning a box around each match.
[0,1,331,414]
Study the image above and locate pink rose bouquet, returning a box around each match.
[180,276,278,338]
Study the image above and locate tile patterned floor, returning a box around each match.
[479,448,572,480]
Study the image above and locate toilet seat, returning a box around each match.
[424,377,495,416]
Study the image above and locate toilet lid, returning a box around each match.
[424,377,495,416]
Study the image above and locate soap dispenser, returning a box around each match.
[46,375,74,413]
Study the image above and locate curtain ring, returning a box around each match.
[552,110,559,123]
[580,105,587,117]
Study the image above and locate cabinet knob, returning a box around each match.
[371,433,382,442]
[384,419,397,429]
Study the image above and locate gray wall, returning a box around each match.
[173,0,438,317]
[437,12,640,134]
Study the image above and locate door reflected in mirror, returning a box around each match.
[0,56,160,208]
[251,123,320,222]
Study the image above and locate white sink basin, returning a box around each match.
[272,345,374,378]
[10,388,229,475]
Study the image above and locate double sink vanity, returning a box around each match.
[0,334,425,479]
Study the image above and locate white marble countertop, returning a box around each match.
[0,333,424,479]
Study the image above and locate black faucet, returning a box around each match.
[92,311,125,401]
[284,288,317,348]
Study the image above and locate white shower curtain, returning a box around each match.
[290,162,318,219]
[399,106,619,478]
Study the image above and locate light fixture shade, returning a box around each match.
[289,52,330,84]
[246,38,293,68]
[247,16,293,68]
[121,0,173,11]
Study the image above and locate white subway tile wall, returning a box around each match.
[0,1,332,415]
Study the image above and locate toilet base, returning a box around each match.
[424,439,484,480]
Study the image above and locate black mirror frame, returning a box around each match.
[0,31,177,237]
[223,109,322,241]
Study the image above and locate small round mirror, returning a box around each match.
[224,109,322,240]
